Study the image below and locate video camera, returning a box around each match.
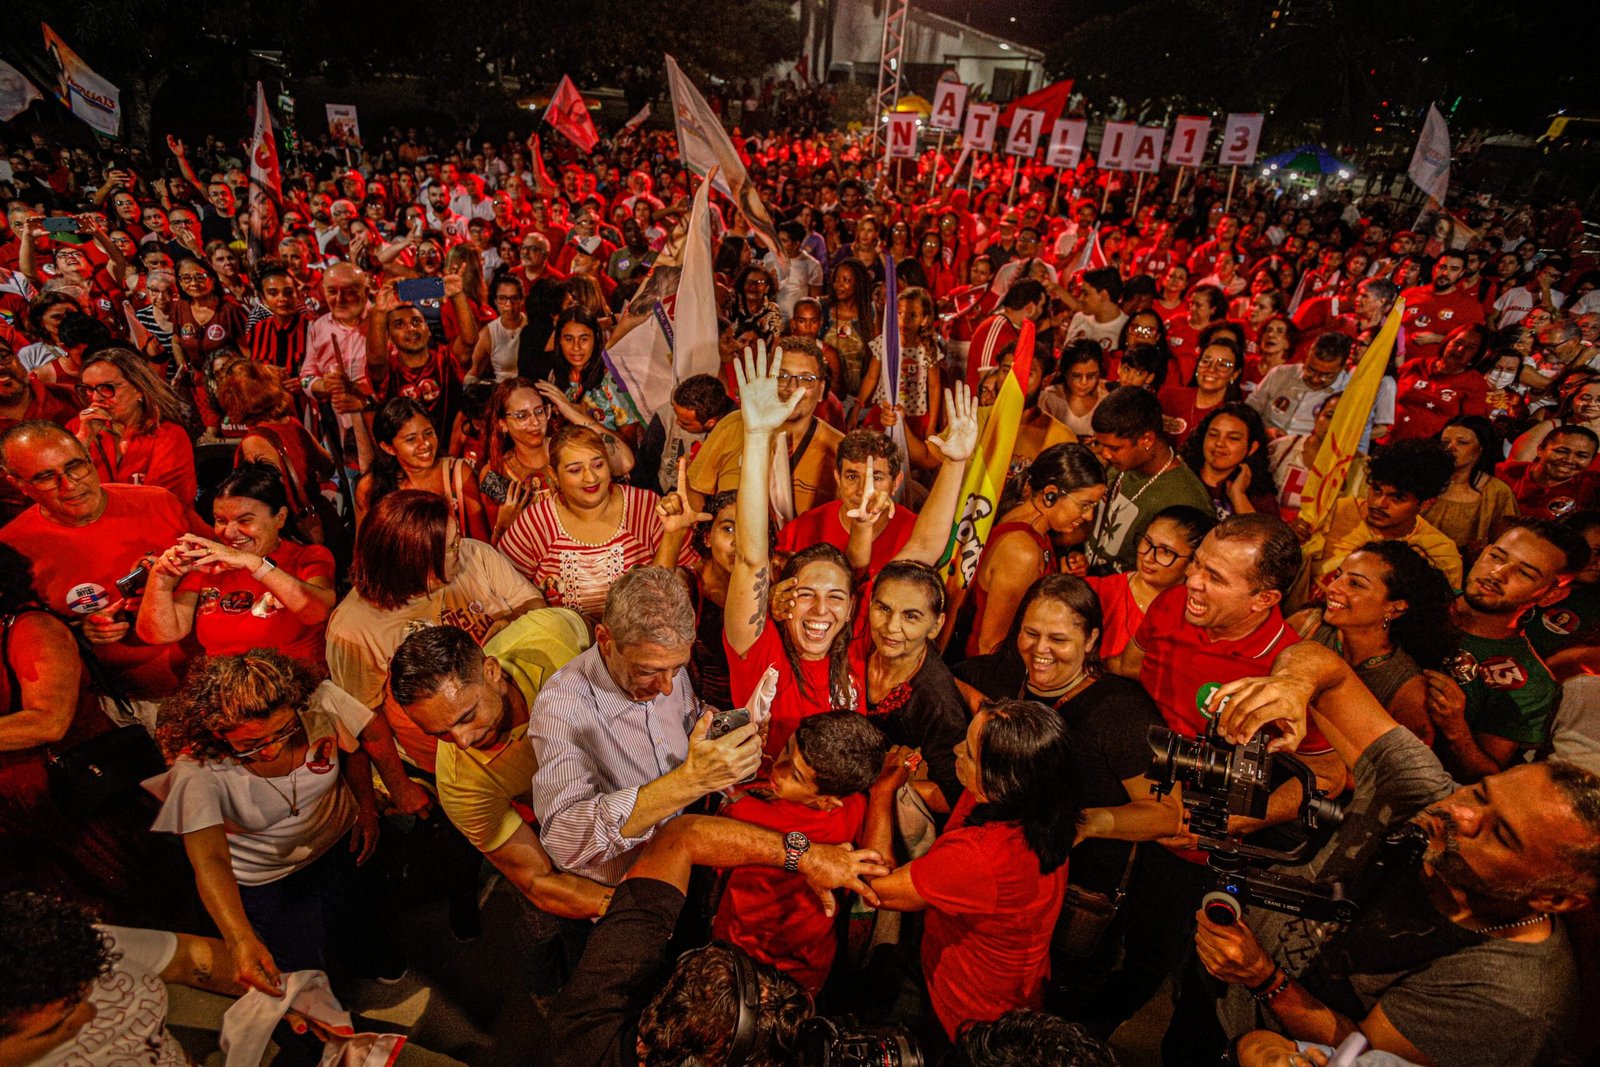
[1146,683,1355,926]
[797,1017,921,1067]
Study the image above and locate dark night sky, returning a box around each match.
[915,0,1069,51]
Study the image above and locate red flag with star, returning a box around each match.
[545,75,600,153]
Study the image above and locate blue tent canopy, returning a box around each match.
[1260,144,1354,175]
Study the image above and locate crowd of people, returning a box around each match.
[2,107,1600,1067]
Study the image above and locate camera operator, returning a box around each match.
[1170,639,1600,1066]
[548,813,887,1067]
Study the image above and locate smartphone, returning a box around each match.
[41,216,81,235]
[479,469,509,505]
[395,277,444,306]
[115,564,150,599]
[707,707,751,741]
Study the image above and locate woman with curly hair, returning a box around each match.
[149,649,391,995]
[822,259,877,402]
[1179,403,1281,519]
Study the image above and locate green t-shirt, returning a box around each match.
[1527,583,1600,660]
[1457,631,1560,746]
[1088,460,1214,573]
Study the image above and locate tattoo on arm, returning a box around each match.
[602,433,618,457]
[749,565,769,635]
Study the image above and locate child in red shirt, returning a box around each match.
[712,711,895,995]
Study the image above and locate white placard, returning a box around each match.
[930,77,967,133]
[1167,115,1210,166]
[1218,113,1264,166]
[1128,125,1165,173]
[1005,107,1045,158]
[1098,121,1136,171]
[885,113,918,158]
[963,102,1000,152]
[1046,118,1087,169]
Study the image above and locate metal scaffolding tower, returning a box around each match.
[869,0,910,155]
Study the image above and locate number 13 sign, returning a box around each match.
[1217,113,1263,166]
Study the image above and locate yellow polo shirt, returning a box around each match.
[436,608,591,853]
[1315,498,1464,591]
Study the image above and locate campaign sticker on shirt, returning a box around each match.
[198,588,221,615]
[220,590,255,614]
[1549,497,1578,517]
[64,582,112,614]
[307,736,337,774]
[401,378,442,404]
[1438,389,1457,403]
[205,323,226,342]
[1477,655,1529,690]
[251,591,282,618]
[1542,608,1579,636]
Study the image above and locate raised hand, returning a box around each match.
[656,456,713,534]
[374,282,401,315]
[442,266,466,299]
[845,460,893,529]
[927,383,978,464]
[732,340,801,435]
[165,135,188,159]
[533,379,585,424]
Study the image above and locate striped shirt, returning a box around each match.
[247,313,311,372]
[528,643,700,885]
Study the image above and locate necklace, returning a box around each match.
[1113,452,1178,510]
[1467,913,1545,935]
[255,770,301,816]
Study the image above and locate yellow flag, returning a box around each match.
[1296,299,1406,561]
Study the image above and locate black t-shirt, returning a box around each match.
[549,877,685,1067]
[1058,674,1164,893]
[866,651,969,809]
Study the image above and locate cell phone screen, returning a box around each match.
[395,277,445,305]
[41,217,80,234]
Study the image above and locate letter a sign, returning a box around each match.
[1128,126,1165,173]
[930,75,966,133]
[1006,108,1045,157]
[885,113,918,159]
[964,102,999,152]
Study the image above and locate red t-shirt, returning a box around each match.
[1087,572,1143,660]
[725,622,862,759]
[1164,319,1204,385]
[1135,586,1328,752]
[173,298,251,365]
[966,313,1019,391]
[0,485,208,699]
[775,499,918,577]
[911,792,1068,1037]
[0,378,77,524]
[1392,359,1488,442]
[1398,285,1485,364]
[176,539,335,664]
[73,420,198,506]
[1496,461,1600,521]
[713,788,868,994]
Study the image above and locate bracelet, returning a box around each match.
[1250,968,1290,1003]
[250,558,278,582]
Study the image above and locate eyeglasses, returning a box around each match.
[777,373,820,388]
[178,273,209,283]
[1129,323,1159,335]
[503,407,548,423]
[229,718,303,761]
[1137,535,1192,568]
[75,381,122,401]
[1195,358,1237,372]
[25,457,95,489]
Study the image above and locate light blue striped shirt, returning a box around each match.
[528,643,699,885]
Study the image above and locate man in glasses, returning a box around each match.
[1247,332,1354,437]
[300,261,374,466]
[688,336,842,523]
[0,421,207,716]
[0,339,75,525]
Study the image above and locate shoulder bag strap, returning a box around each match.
[252,425,310,516]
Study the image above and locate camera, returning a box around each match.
[708,706,751,741]
[797,1017,922,1067]
[1146,683,1353,925]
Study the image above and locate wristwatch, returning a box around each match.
[782,830,811,873]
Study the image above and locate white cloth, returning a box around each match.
[1493,285,1564,328]
[27,926,187,1067]
[220,969,404,1067]
[1552,675,1600,777]
[1064,311,1128,354]
[145,682,373,886]
[17,341,63,372]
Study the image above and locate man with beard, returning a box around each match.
[1422,519,1593,781]
[364,268,478,438]
[1398,250,1485,366]
[1177,625,1599,1067]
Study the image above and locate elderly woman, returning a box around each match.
[499,425,685,618]
[149,649,393,994]
[70,347,196,504]
[137,462,335,667]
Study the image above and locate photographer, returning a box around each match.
[548,814,888,1067]
[1170,639,1600,1066]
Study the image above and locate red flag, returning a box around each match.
[545,75,599,153]
[998,79,1075,131]
[247,81,282,263]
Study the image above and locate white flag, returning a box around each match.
[673,171,720,389]
[621,103,652,134]
[1408,104,1451,204]
[664,54,780,258]
[0,60,42,122]
[42,24,120,137]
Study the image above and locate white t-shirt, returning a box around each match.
[1494,285,1564,327]
[1064,311,1128,354]
[147,682,372,886]
[28,925,188,1067]
[761,250,822,321]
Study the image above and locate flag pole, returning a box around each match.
[1048,170,1063,216]
[1171,165,1185,204]
[929,130,946,196]
[1006,154,1020,207]
[1224,165,1238,213]
[1131,173,1144,219]
[1100,174,1111,216]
